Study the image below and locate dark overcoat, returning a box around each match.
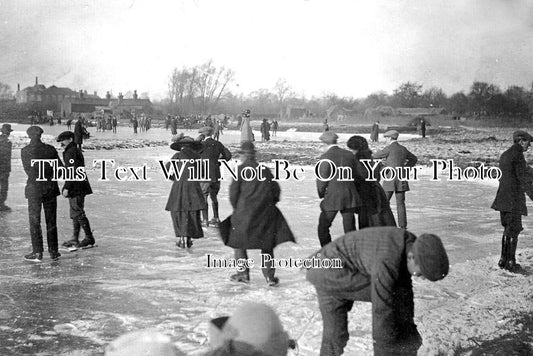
[0,134,12,174]
[200,138,232,182]
[372,141,418,192]
[370,123,379,142]
[21,139,61,200]
[62,142,92,197]
[224,158,295,250]
[74,120,84,144]
[316,145,362,211]
[306,227,420,354]
[165,147,207,212]
[491,143,533,215]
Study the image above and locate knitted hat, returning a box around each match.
[239,141,256,154]
[513,130,532,142]
[412,234,449,281]
[223,303,289,356]
[319,131,338,144]
[104,330,185,356]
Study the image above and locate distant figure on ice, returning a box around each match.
[417,117,427,138]
[198,126,232,227]
[21,126,62,262]
[323,118,329,132]
[132,116,138,134]
[165,134,206,249]
[370,121,379,142]
[272,119,279,137]
[347,135,396,228]
[491,130,533,272]
[316,131,361,247]
[373,130,418,229]
[0,124,13,211]
[307,227,449,356]
[57,131,95,249]
[74,116,86,151]
[260,118,270,141]
[205,302,295,356]
[240,109,254,142]
[219,142,295,286]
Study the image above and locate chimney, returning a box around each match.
[118,92,124,105]
[35,77,38,86]
[133,90,138,100]
[94,91,97,97]
[79,90,84,99]
[106,91,111,100]
[17,84,20,92]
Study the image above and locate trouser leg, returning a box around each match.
[234,249,250,277]
[43,197,58,252]
[395,191,407,228]
[318,210,337,247]
[28,198,44,253]
[316,289,353,356]
[498,235,508,268]
[209,182,221,219]
[340,208,356,233]
[0,173,8,205]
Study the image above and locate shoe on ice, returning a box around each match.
[176,237,186,249]
[201,220,210,228]
[266,276,280,287]
[186,237,193,248]
[230,273,250,284]
[50,251,61,261]
[0,204,11,211]
[62,239,79,248]
[24,252,43,262]
[78,238,95,248]
[209,218,220,227]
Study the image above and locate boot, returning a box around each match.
[230,270,250,283]
[78,216,95,248]
[63,219,81,247]
[201,209,209,227]
[186,237,193,248]
[176,237,186,249]
[498,235,508,269]
[505,236,521,272]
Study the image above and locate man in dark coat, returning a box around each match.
[221,142,295,286]
[74,116,85,151]
[307,227,449,356]
[198,126,232,227]
[21,126,62,262]
[491,130,533,272]
[0,124,13,211]
[57,131,95,248]
[370,121,379,142]
[373,130,418,229]
[316,131,362,247]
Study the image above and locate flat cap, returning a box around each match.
[57,131,75,142]
[319,131,338,144]
[198,126,213,135]
[239,141,256,154]
[513,130,532,142]
[413,233,449,281]
[383,130,399,139]
[26,126,44,137]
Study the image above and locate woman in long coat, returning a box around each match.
[347,135,396,228]
[220,142,295,286]
[165,134,206,248]
[240,109,254,142]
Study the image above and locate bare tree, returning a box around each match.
[274,78,291,119]
[0,82,13,100]
[196,59,235,113]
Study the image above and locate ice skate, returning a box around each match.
[24,252,42,262]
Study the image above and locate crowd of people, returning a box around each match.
[1,109,532,355]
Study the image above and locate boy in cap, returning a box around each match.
[205,302,294,356]
[105,330,186,356]
[198,126,232,227]
[57,131,95,248]
[0,124,13,211]
[373,130,418,229]
[21,126,63,261]
[491,130,533,272]
[316,131,362,246]
[307,227,449,356]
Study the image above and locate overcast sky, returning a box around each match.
[1,0,532,100]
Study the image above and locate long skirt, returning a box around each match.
[170,210,204,238]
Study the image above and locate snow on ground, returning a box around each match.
[0,124,532,355]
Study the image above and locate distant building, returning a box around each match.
[286,105,311,119]
[108,91,153,115]
[16,77,78,109]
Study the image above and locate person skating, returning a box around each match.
[0,124,13,211]
[220,142,295,286]
[307,227,449,356]
[198,126,232,227]
[491,130,533,272]
[165,134,206,249]
[57,131,95,249]
[373,130,418,229]
[21,126,62,262]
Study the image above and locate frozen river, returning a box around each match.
[0,124,531,355]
